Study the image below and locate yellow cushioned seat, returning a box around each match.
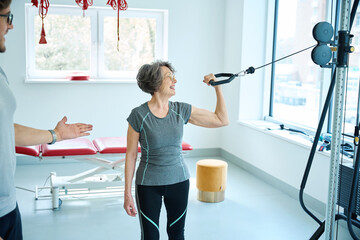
[196,159,228,203]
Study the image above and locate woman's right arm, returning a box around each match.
[124,123,139,217]
[188,74,229,128]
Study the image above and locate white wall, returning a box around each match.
[2,0,225,149]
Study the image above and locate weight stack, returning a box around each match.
[337,162,360,215]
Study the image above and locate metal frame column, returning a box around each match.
[324,0,351,239]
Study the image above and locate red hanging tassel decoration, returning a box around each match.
[75,0,93,16]
[118,0,128,10]
[106,0,117,9]
[38,0,49,44]
[31,0,38,7]
[107,0,128,51]
[39,22,47,44]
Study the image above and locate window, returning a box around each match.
[344,56,360,135]
[270,0,360,137]
[355,13,360,28]
[25,4,168,82]
[270,0,331,130]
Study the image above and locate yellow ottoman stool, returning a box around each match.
[196,159,228,203]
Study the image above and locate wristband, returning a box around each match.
[48,129,57,145]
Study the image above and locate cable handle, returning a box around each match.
[209,67,255,86]
[209,73,236,86]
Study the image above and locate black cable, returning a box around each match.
[211,43,316,86]
[254,44,316,71]
[299,68,336,225]
[279,124,310,136]
[310,213,360,239]
[350,0,360,30]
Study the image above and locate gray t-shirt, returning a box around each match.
[127,101,192,186]
[0,66,17,217]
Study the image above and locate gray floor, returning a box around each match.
[14,155,356,240]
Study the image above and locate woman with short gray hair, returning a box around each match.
[124,60,229,240]
[136,61,175,95]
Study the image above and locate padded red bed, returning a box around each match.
[15,136,192,209]
[16,136,192,157]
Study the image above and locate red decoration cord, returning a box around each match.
[106,0,128,50]
[75,0,93,16]
[118,0,128,10]
[38,0,49,19]
[106,0,127,11]
[31,0,38,7]
[106,0,117,9]
[38,0,49,44]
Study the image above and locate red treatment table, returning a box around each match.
[16,137,192,209]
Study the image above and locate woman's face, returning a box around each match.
[158,66,177,97]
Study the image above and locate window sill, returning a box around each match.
[237,119,353,163]
[25,78,137,84]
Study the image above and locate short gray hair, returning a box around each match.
[136,61,175,95]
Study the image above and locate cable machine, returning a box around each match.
[299,0,360,239]
[210,0,360,239]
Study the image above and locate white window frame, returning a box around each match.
[25,4,168,83]
[264,0,334,136]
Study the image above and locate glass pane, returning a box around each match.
[34,15,91,71]
[104,17,156,71]
[344,68,359,134]
[272,0,328,128]
[344,6,360,134]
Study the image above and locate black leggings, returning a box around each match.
[136,180,190,240]
[0,203,23,240]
